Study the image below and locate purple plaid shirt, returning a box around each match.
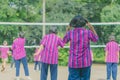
[105,41,119,63]
[12,37,26,60]
[63,28,98,68]
[0,47,9,59]
[40,33,64,64]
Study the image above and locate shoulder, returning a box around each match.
[13,38,18,42]
[106,41,111,45]
[66,30,72,35]
[106,41,118,45]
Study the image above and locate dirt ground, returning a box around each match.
[0,64,120,80]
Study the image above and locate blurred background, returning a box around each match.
[0,0,120,66]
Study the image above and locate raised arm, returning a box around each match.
[86,22,98,36]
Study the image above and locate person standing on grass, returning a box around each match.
[34,26,64,80]
[105,35,119,80]
[0,40,9,72]
[12,32,31,80]
[63,15,98,80]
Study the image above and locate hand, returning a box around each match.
[66,26,71,32]
[85,19,88,23]
[86,22,94,29]
[34,53,38,56]
[8,53,12,56]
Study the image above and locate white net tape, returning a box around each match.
[0,22,120,48]
[0,22,120,26]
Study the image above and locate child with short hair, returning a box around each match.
[0,40,9,72]
[34,48,41,71]
[105,35,119,80]
[12,32,31,80]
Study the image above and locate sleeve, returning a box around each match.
[105,43,108,52]
[7,47,10,51]
[63,32,70,44]
[116,43,119,51]
[88,30,98,42]
[58,38,64,48]
[40,36,47,46]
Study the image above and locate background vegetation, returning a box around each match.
[0,0,120,66]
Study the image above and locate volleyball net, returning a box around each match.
[0,22,120,64]
[0,22,120,48]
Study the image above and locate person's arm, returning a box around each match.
[38,54,41,61]
[58,38,64,48]
[117,51,119,63]
[86,22,98,36]
[34,45,44,56]
[90,50,94,61]
[105,51,108,62]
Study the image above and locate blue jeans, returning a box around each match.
[11,57,15,68]
[15,57,29,77]
[68,66,91,80]
[40,62,58,80]
[106,63,118,80]
[34,61,41,70]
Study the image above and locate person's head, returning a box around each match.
[3,40,8,45]
[109,35,115,41]
[69,15,87,28]
[49,26,57,34]
[18,32,25,38]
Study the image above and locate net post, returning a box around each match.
[42,0,46,37]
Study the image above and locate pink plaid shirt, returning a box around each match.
[12,37,26,60]
[0,47,9,59]
[105,40,119,63]
[40,33,64,64]
[63,28,98,68]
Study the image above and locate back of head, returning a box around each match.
[109,35,115,41]
[49,26,57,34]
[3,40,7,45]
[18,32,25,38]
[70,15,87,28]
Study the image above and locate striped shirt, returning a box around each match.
[0,47,9,59]
[40,33,64,64]
[105,40,119,63]
[12,37,26,60]
[63,28,98,68]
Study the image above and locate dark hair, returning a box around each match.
[70,15,87,28]
[18,32,25,38]
[49,26,57,34]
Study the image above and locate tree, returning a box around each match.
[101,3,120,43]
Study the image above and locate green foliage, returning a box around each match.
[59,48,69,66]
[0,0,120,65]
[101,4,120,22]
[92,48,105,63]
[100,4,120,43]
